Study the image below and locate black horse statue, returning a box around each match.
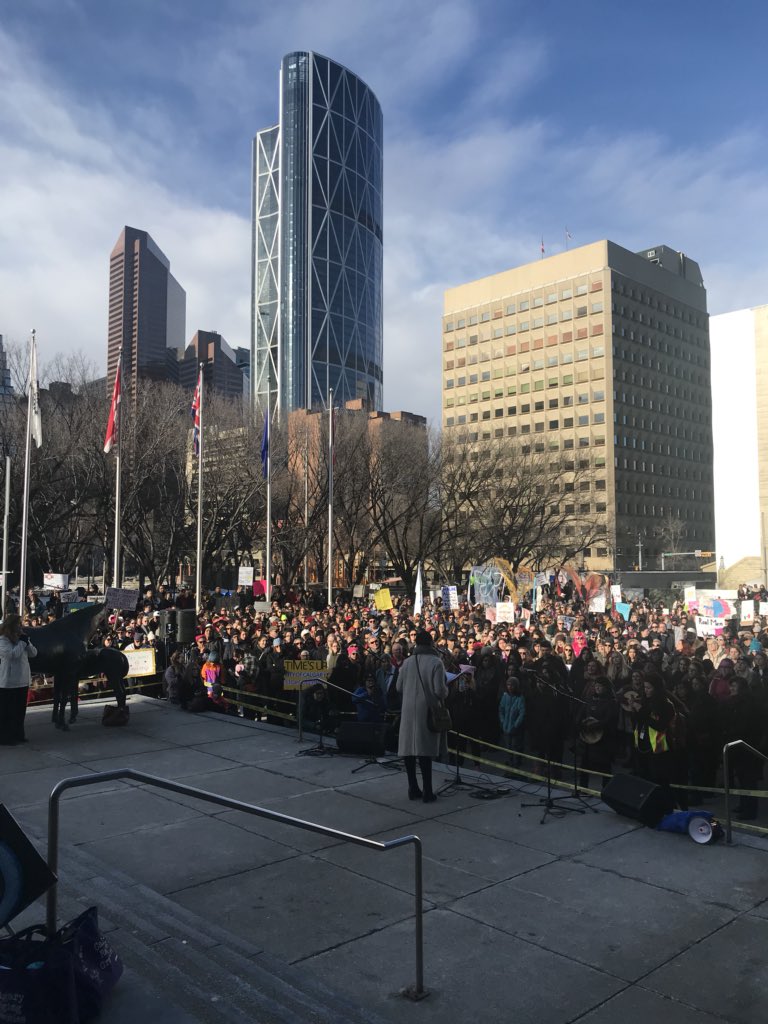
[27,603,129,728]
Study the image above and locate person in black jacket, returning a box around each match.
[726,675,764,820]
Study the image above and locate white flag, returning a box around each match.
[29,334,42,448]
[414,561,423,615]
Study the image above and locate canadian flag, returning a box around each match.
[103,357,121,454]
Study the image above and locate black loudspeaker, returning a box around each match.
[602,773,672,828]
[176,608,197,644]
[158,609,177,638]
[335,722,387,757]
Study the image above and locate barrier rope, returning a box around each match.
[29,678,768,834]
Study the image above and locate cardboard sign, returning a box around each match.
[106,587,141,612]
[740,601,756,626]
[238,565,254,586]
[441,585,459,610]
[616,602,631,621]
[124,647,157,678]
[610,584,622,603]
[588,594,606,613]
[696,616,727,637]
[283,659,327,690]
[495,602,516,623]
[374,588,393,611]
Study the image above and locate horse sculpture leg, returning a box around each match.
[52,669,77,730]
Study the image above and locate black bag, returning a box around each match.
[0,907,122,1024]
[414,656,452,733]
[59,906,123,1022]
[0,926,79,1024]
[426,703,452,734]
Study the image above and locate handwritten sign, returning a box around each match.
[106,587,141,612]
[124,647,157,678]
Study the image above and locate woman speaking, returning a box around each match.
[0,614,38,745]
[396,629,448,802]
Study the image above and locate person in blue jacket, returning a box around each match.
[499,675,525,766]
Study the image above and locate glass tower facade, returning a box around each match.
[252,52,383,416]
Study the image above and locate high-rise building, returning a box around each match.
[710,305,768,585]
[0,335,13,397]
[252,51,383,417]
[178,330,247,401]
[108,226,186,397]
[442,241,714,571]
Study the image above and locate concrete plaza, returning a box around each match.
[3,696,768,1023]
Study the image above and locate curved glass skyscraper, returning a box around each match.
[252,52,383,416]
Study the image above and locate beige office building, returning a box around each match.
[442,240,714,572]
[711,305,768,586]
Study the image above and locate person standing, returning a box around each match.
[0,614,38,745]
[396,629,448,803]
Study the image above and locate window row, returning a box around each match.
[444,282,604,332]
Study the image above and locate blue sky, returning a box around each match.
[1,0,766,421]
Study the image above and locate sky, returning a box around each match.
[1,0,767,423]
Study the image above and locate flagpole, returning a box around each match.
[327,388,333,608]
[19,330,37,615]
[265,396,272,604]
[112,348,123,588]
[1,453,11,617]
[195,363,204,615]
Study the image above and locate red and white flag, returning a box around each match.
[103,357,121,454]
[191,369,202,455]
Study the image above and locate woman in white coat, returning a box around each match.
[0,614,38,745]
[397,629,448,802]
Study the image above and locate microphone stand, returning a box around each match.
[520,672,596,823]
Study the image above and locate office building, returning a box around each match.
[710,305,768,585]
[442,241,714,571]
[252,51,383,417]
[179,331,247,402]
[108,226,186,397]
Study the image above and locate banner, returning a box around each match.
[43,572,69,589]
[495,602,516,623]
[237,566,254,586]
[374,587,393,611]
[283,659,327,691]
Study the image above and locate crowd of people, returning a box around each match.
[16,580,768,819]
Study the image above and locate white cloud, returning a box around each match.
[2,5,768,432]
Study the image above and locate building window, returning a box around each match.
[506,303,516,315]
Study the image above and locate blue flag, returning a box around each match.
[260,411,269,478]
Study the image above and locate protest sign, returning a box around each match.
[283,660,327,690]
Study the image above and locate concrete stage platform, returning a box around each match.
[3,697,768,1023]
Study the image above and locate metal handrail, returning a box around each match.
[47,770,427,1000]
[723,740,768,844]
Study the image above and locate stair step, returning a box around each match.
[42,833,393,1024]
